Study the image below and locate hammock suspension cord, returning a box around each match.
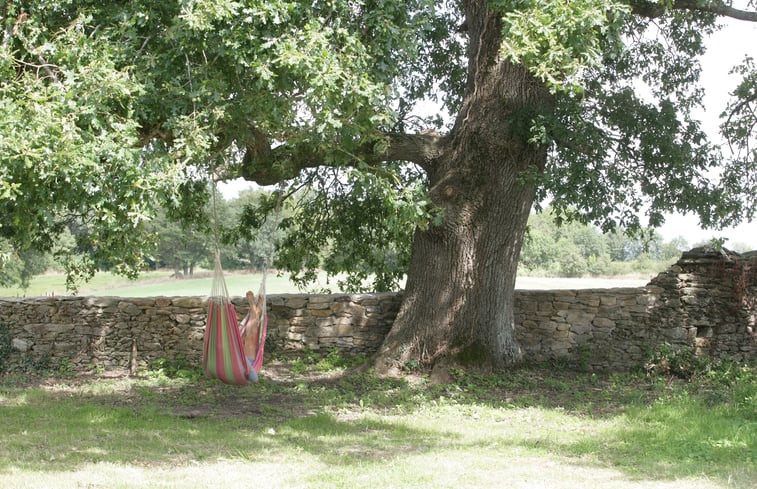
[202,160,283,384]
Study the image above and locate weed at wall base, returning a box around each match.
[0,321,11,372]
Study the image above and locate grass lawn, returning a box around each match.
[0,270,343,298]
[0,270,651,298]
[1,355,754,489]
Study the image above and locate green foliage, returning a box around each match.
[0,2,167,289]
[290,348,367,374]
[223,189,287,271]
[556,241,588,277]
[0,0,446,290]
[0,239,52,289]
[150,204,211,276]
[532,7,752,235]
[277,164,427,292]
[149,355,203,381]
[16,353,75,376]
[520,208,689,277]
[720,56,757,223]
[494,0,630,93]
[0,321,12,372]
[644,343,709,380]
[644,342,755,413]
[0,0,755,295]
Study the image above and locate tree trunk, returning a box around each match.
[373,1,551,372]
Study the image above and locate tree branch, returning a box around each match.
[240,132,448,185]
[629,0,757,22]
[378,132,448,167]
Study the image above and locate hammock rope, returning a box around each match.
[201,166,281,385]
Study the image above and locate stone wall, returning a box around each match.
[516,248,756,369]
[0,293,402,372]
[1,247,754,373]
[514,287,653,370]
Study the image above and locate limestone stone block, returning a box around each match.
[172,297,204,308]
[84,297,118,308]
[570,321,593,334]
[12,338,31,351]
[592,317,615,329]
[565,311,594,326]
[308,296,332,306]
[282,296,309,309]
[174,314,191,324]
[118,302,141,316]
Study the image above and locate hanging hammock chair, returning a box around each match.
[202,253,269,385]
[201,167,279,385]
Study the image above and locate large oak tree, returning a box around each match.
[1,1,755,370]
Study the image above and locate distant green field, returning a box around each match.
[0,270,172,298]
[1,270,651,298]
[101,272,331,297]
[0,270,345,298]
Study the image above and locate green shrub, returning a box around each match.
[149,355,203,380]
[0,321,12,372]
[291,347,366,374]
[22,353,53,373]
[644,343,708,379]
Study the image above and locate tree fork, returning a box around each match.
[372,0,552,373]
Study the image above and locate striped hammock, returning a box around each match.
[202,254,268,385]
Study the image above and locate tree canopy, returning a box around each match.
[2,1,754,288]
[1,1,756,367]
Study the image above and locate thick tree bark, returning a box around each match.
[234,1,554,372]
[373,1,552,372]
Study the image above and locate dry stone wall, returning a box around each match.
[516,248,756,369]
[0,293,401,372]
[1,247,754,373]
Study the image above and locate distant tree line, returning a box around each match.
[519,209,751,278]
[0,188,284,287]
[148,189,285,277]
[1,196,751,288]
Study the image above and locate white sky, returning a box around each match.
[220,12,757,250]
[658,16,757,249]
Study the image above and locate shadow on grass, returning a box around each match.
[0,377,453,472]
[1,365,754,487]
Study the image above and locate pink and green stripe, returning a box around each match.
[203,299,250,385]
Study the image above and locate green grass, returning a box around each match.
[0,270,178,297]
[1,270,651,298]
[1,357,754,489]
[0,270,343,298]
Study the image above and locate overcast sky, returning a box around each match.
[658,16,756,249]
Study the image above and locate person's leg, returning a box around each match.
[246,356,258,383]
[244,291,261,358]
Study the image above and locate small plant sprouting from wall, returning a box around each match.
[0,321,12,372]
[644,342,708,380]
[717,253,757,307]
[733,257,757,307]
